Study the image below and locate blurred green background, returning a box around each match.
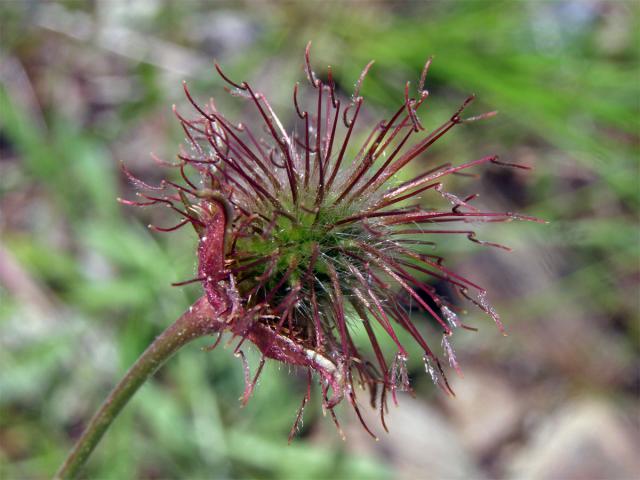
[1,1,638,479]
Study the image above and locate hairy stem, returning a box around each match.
[54,297,222,479]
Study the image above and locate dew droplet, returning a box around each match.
[391,352,410,392]
[441,335,460,372]
[441,306,460,329]
[422,354,441,386]
[440,189,465,207]
[477,291,505,332]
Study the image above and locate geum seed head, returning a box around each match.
[120,43,543,440]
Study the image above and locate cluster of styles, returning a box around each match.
[120,44,541,440]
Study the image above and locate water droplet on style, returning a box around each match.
[441,306,460,329]
[422,354,440,386]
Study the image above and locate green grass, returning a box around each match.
[1,1,637,478]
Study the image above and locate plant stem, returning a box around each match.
[54,297,221,479]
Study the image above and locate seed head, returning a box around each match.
[120,44,542,439]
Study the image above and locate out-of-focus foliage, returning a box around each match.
[1,1,638,479]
